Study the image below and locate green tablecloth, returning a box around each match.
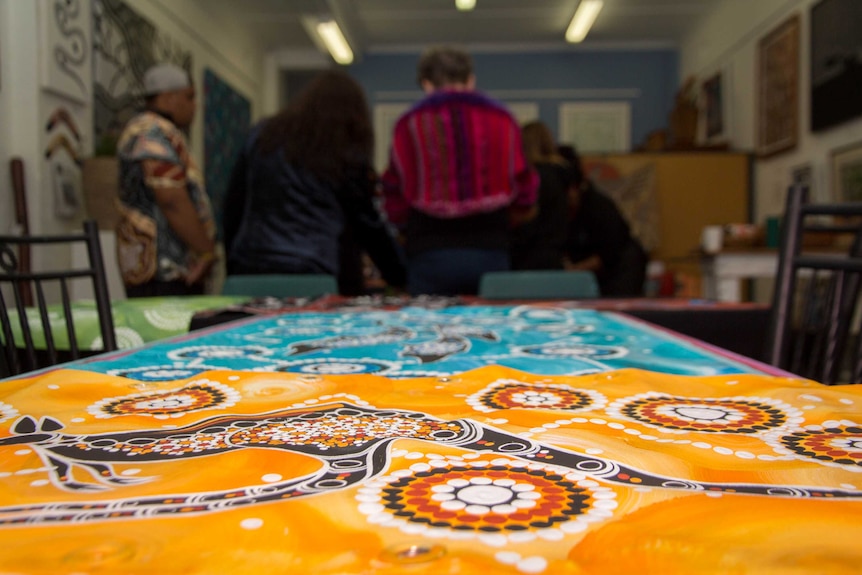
[6,295,247,350]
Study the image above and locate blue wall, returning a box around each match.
[349,49,679,150]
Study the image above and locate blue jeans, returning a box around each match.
[408,249,509,296]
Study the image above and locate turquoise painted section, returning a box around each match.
[348,49,679,150]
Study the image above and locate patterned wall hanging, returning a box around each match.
[39,0,89,103]
[203,69,251,241]
[92,0,191,154]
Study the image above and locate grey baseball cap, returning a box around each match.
[143,63,190,96]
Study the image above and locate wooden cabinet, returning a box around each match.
[581,152,752,292]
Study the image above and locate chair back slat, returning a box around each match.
[12,281,38,372]
[85,220,117,351]
[766,183,862,384]
[0,220,116,377]
[60,278,80,359]
[0,289,20,376]
[34,281,59,367]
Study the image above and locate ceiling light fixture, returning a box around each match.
[456,0,476,11]
[566,0,603,43]
[316,20,353,65]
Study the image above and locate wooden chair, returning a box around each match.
[0,220,117,377]
[478,270,600,300]
[221,273,338,298]
[765,183,862,384]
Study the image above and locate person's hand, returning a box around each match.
[185,252,216,286]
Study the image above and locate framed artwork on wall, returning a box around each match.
[38,0,90,104]
[810,0,862,132]
[702,72,723,139]
[373,103,410,173]
[756,14,800,158]
[559,102,631,153]
[831,141,862,202]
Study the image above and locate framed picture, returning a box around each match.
[810,0,862,132]
[39,0,91,104]
[702,73,723,139]
[559,102,631,153]
[831,141,862,202]
[757,14,800,158]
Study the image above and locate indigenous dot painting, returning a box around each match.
[76,305,765,380]
[467,379,607,413]
[87,380,241,419]
[2,364,862,574]
[359,455,616,543]
[607,392,803,434]
[770,420,862,470]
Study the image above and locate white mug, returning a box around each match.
[701,225,723,254]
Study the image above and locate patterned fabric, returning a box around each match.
[0,365,860,574]
[116,111,215,285]
[5,296,246,350]
[77,305,767,381]
[381,90,538,225]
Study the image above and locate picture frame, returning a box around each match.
[757,14,800,158]
[39,0,90,104]
[558,102,631,153]
[810,0,862,132]
[831,141,862,202]
[702,72,723,139]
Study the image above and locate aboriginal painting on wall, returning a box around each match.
[204,69,251,241]
[92,0,191,154]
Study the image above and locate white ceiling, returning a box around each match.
[205,0,724,56]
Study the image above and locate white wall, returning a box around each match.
[680,0,862,223]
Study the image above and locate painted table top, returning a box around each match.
[0,365,860,574]
[75,304,771,382]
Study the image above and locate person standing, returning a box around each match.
[115,63,216,297]
[510,121,570,270]
[381,45,538,296]
[559,145,649,297]
[223,70,406,295]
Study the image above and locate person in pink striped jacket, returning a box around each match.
[381,45,539,296]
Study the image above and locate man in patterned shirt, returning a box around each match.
[115,63,216,297]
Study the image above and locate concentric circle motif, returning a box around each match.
[167,345,272,361]
[607,393,800,434]
[467,380,607,413]
[87,380,241,419]
[358,457,616,544]
[142,307,194,331]
[275,358,400,375]
[772,421,862,469]
[516,342,626,360]
[90,326,145,350]
[107,365,213,382]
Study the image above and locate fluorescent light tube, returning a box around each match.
[456,0,476,10]
[316,20,353,65]
[566,0,603,43]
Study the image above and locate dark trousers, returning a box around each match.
[408,248,509,296]
[125,280,204,298]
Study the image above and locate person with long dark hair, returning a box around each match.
[223,70,406,295]
[509,121,570,270]
[558,145,649,297]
